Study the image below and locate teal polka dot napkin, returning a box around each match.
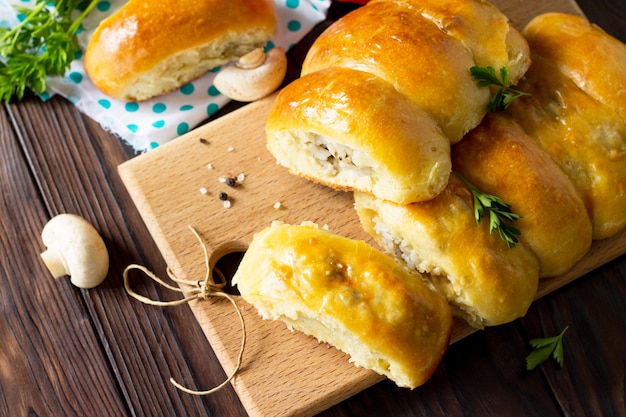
[1,0,330,152]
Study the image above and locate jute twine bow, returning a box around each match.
[123,225,246,396]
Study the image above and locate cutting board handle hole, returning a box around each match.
[211,240,248,296]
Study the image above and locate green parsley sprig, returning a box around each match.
[526,325,569,370]
[470,65,531,112]
[456,172,522,248]
[0,0,98,102]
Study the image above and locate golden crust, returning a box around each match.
[508,54,626,239]
[266,67,451,204]
[84,0,276,101]
[452,114,593,277]
[508,13,626,239]
[232,222,453,389]
[301,1,488,143]
[266,0,531,205]
[354,176,540,327]
[522,13,626,124]
[370,0,530,82]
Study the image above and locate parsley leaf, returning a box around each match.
[0,0,98,102]
[470,65,531,112]
[526,325,569,370]
[456,172,522,248]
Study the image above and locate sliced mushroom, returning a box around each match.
[213,47,287,102]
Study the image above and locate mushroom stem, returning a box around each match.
[236,48,266,69]
[40,247,69,279]
[213,47,287,102]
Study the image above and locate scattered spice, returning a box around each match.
[273,202,282,209]
[227,146,235,152]
[219,172,245,187]
[199,138,209,145]
[207,163,214,170]
[199,187,208,195]
[218,192,231,208]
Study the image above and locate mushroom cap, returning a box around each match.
[40,214,109,289]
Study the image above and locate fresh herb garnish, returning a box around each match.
[0,0,98,102]
[456,172,522,248]
[526,325,569,370]
[470,65,531,112]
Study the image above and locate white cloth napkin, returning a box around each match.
[1,0,330,152]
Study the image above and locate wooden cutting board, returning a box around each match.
[117,1,626,416]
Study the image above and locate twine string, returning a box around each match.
[123,225,246,395]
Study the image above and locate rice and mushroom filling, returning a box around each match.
[304,133,375,178]
[370,216,485,326]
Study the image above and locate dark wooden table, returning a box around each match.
[2,1,625,416]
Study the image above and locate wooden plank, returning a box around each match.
[6,95,248,417]
[117,1,625,416]
[0,101,129,416]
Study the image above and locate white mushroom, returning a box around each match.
[213,47,287,102]
[40,214,109,289]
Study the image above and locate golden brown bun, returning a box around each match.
[301,0,529,143]
[84,0,276,101]
[266,67,451,204]
[522,13,626,124]
[301,1,483,143]
[452,114,593,277]
[506,15,626,239]
[370,0,530,83]
[232,222,453,389]
[265,0,529,204]
[354,176,540,328]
